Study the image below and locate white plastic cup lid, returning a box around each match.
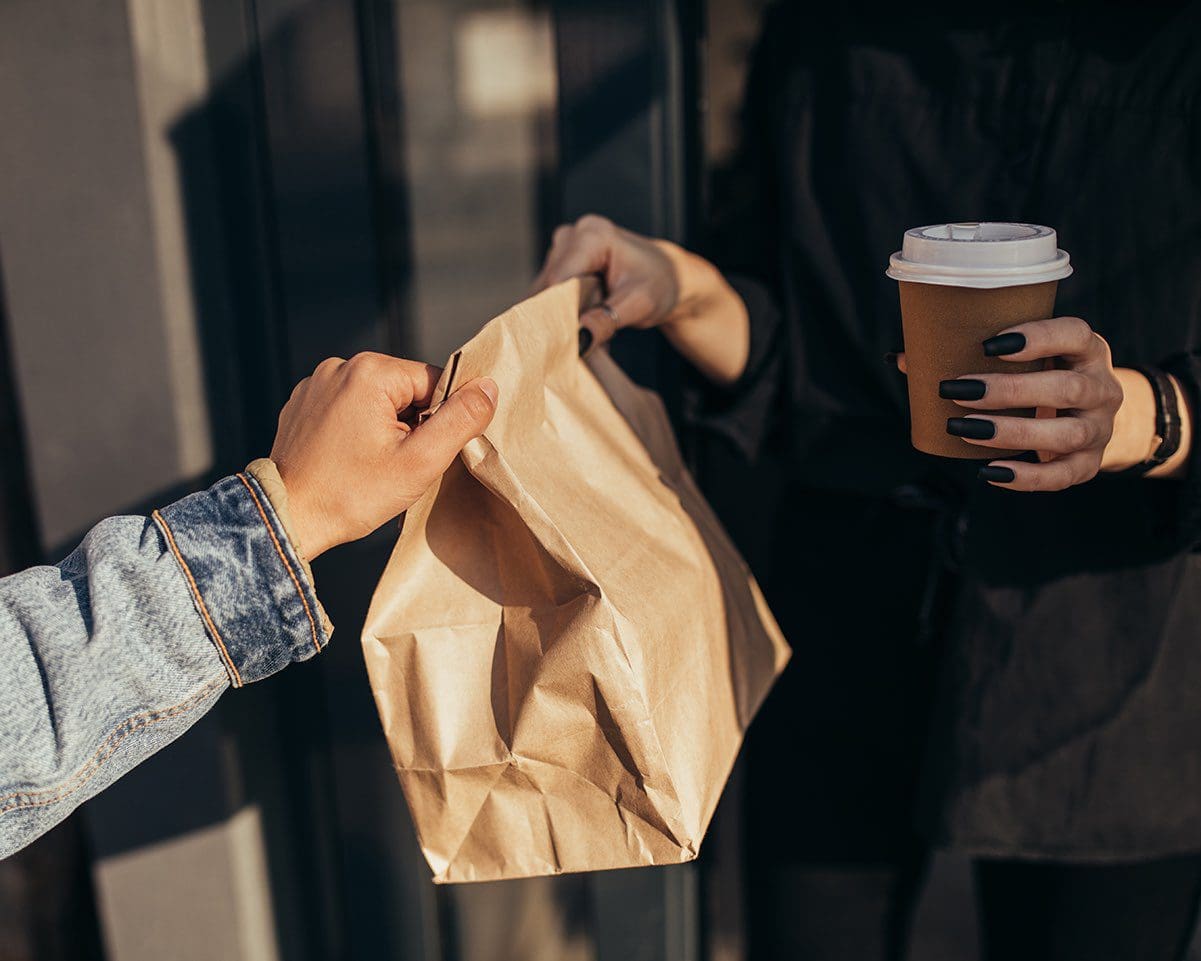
[886,222,1072,289]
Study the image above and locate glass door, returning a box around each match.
[0,0,708,957]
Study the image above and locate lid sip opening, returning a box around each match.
[886,222,1072,289]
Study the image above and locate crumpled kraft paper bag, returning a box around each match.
[362,278,790,883]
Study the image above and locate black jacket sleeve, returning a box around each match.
[1158,351,1201,549]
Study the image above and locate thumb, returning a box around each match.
[399,376,499,489]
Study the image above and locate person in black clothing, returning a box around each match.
[534,2,1201,959]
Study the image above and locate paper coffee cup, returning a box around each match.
[887,223,1073,459]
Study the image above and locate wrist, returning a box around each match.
[285,492,339,560]
[1101,368,1155,472]
[256,460,335,561]
[1102,368,1192,478]
[653,240,750,385]
[655,240,737,330]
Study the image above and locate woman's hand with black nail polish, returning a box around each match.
[532,214,681,352]
[942,316,1123,491]
[532,213,752,385]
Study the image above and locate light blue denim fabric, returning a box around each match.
[0,470,330,858]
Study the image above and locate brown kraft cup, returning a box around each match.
[887,223,1074,459]
[899,280,1058,458]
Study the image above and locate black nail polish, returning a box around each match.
[978,465,1016,483]
[939,378,986,400]
[982,332,1026,357]
[947,417,996,440]
[578,327,594,356]
[883,351,899,366]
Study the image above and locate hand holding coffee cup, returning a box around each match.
[888,223,1122,491]
[937,316,1122,490]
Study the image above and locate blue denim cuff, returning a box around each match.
[152,472,330,686]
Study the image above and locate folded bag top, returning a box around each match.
[362,279,790,883]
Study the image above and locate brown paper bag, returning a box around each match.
[362,279,790,883]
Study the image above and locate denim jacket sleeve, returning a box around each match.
[0,463,332,858]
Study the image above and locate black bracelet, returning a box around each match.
[1119,366,1181,476]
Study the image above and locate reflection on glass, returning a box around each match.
[395,0,557,364]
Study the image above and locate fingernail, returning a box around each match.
[578,327,594,356]
[947,417,996,440]
[978,465,1016,483]
[983,332,1026,357]
[477,377,499,405]
[939,378,986,400]
[883,351,899,366]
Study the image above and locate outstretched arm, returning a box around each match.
[0,353,498,858]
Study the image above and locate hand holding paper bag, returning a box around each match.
[271,353,498,558]
[363,280,789,883]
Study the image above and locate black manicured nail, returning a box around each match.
[578,327,594,356]
[978,465,1016,483]
[947,417,996,440]
[983,332,1026,357]
[939,378,986,400]
[883,351,899,366]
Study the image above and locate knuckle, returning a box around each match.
[1104,377,1124,409]
[576,213,612,234]
[1061,371,1089,408]
[1024,468,1048,492]
[1041,465,1073,492]
[347,351,383,376]
[989,376,1017,406]
[1008,419,1034,448]
[1074,458,1101,486]
[1063,316,1093,345]
[1063,418,1092,450]
[552,224,572,246]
